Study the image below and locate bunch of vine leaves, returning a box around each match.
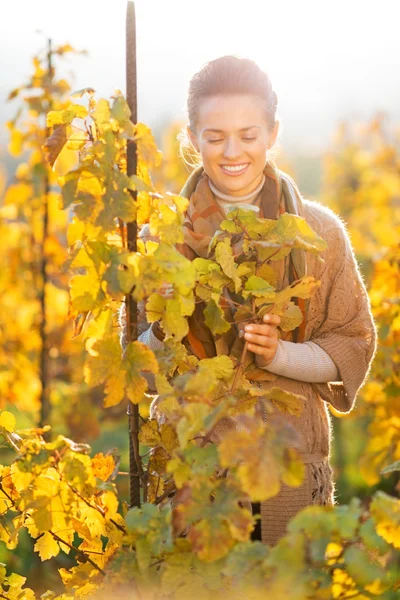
[0,85,399,598]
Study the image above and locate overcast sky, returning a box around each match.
[1,0,399,151]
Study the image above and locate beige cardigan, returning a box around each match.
[236,198,377,545]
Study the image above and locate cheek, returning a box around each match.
[252,141,269,159]
[199,144,220,165]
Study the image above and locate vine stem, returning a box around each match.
[50,531,106,576]
[155,482,176,505]
[199,290,265,448]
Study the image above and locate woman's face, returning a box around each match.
[187,94,279,197]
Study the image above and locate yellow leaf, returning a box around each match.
[166,457,191,488]
[218,417,303,501]
[123,341,159,404]
[93,98,111,124]
[34,532,60,561]
[133,122,163,169]
[4,183,31,206]
[70,270,101,312]
[67,218,85,246]
[215,237,241,293]
[92,453,115,481]
[0,411,16,432]
[46,104,88,127]
[139,420,161,446]
[104,372,126,407]
[98,490,119,520]
[8,129,23,156]
[370,492,400,549]
[146,293,165,323]
[77,170,104,196]
[160,423,179,453]
[176,404,210,448]
[52,138,80,176]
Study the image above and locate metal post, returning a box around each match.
[126,1,141,508]
[39,38,52,440]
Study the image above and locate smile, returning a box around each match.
[220,163,249,176]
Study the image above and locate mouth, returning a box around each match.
[219,163,250,176]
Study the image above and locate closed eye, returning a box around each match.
[207,137,257,144]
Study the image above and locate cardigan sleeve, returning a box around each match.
[309,218,378,413]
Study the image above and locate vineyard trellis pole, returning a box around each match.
[39,37,53,440]
[126,1,141,508]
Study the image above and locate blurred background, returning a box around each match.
[1,0,400,191]
[0,0,399,594]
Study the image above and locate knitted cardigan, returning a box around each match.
[118,191,377,547]
[249,197,377,545]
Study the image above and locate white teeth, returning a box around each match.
[221,164,248,172]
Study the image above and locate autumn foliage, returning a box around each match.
[0,46,399,599]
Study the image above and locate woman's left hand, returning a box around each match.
[241,314,281,368]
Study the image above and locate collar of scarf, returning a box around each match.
[176,160,309,377]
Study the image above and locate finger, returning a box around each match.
[246,342,275,357]
[244,324,277,337]
[244,331,277,347]
[262,314,281,326]
[238,321,253,338]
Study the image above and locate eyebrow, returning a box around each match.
[203,126,261,134]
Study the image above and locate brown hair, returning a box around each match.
[178,55,279,168]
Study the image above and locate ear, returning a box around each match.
[187,125,199,152]
[268,120,280,149]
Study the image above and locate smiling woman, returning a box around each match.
[127,55,377,547]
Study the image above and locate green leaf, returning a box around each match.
[221,210,276,238]
[359,518,391,555]
[182,355,234,396]
[243,275,276,300]
[273,213,328,254]
[274,276,321,304]
[176,404,211,448]
[263,387,305,417]
[204,298,231,335]
[343,546,386,587]
[278,301,304,332]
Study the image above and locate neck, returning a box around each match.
[208,174,266,203]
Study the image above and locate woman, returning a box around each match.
[120,55,377,546]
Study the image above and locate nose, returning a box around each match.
[223,136,242,160]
